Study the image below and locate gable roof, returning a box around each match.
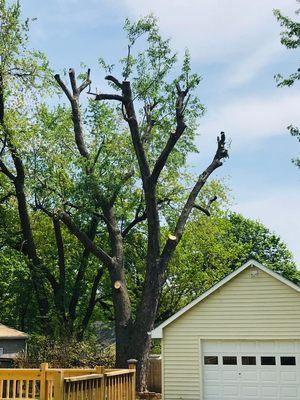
[0,324,28,339]
[151,259,300,338]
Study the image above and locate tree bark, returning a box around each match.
[14,178,52,332]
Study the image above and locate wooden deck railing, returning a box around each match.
[0,361,137,400]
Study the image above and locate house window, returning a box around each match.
[204,356,218,365]
[281,357,296,366]
[242,356,256,365]
[261,356,276,365]
[223,356,237,365]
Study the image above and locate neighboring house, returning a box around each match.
[151,259,300,400]
[0,324,27,367]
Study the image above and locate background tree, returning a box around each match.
[0,0,113,339]
[275,2,300,167]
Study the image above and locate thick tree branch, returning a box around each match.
[141,102,158,144]
[68,68,78,95]
[0,71,51,323]
[54,74,73,102]
[94,93,124,102]
[159,132,228,272]
[0,73,4,124]
[122,211,147,238]
[151,86,189,183]
[121,196,172,237]
[68,215,99,322]
[122,81,151,183]
[0,159,15,181]
[55,69,90,159]
[77,266,105,339]
[53,218,66,289]
[102,204,124,262]
[105,75,123,89]
[91,74,124,101]
[59,211,114,268]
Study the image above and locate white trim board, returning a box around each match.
[150,259,300,339]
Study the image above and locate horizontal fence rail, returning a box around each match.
[0,369,42,400]
[0,362,137,400]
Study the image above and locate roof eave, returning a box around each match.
[0,335,28,339]
[151,328,163,339]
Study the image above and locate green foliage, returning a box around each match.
[274,3,300,87]
[14,335,115,368]
[0,247,37,330]
[275,2,300,166]
[0,0,52,108]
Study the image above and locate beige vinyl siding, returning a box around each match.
[162,268,300,400]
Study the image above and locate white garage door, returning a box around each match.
[202,340,300,400]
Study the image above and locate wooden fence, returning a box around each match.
[0,361,136,400]
[147,356,161,393]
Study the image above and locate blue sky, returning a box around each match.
[21,0,300,263]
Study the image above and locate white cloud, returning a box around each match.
[199,90,300,149]
[123,0,296,64]
[234,189,300,265]
[225,40,283,87]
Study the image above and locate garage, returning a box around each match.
[203,340,300,400]
[151,260,300,400]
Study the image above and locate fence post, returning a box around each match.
[127,359,137,400]
[40,363,49,400]
[95,366,105,400]
[53,370,64,400]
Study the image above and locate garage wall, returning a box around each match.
[162,267,300,400]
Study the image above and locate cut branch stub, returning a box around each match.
[168,234,177,241]
[114,280,122,290]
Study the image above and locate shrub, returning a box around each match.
[14,335,115,368]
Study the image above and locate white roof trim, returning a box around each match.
[151,259,300,338]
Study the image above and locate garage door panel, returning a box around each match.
[277,342,296,352]
[203,373,220,383]
[240,385,258,397]
[280,386,298,397]
[202,340,300,400]
[261,385,278,397]
[257,341,276,352]
[280,370,297,382]
[239,342,258,352]
[260,370,277,382]
[203,385,220,399]
[222,369,238,381]
[223,385,239,396]
[240,370,258,382]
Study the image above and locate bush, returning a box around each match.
[14,335,115,368]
